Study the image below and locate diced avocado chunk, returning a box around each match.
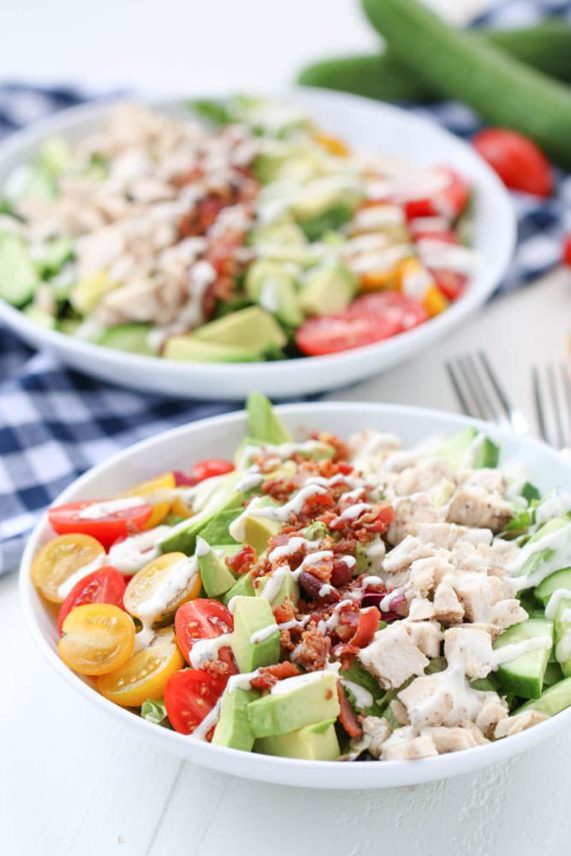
[436,427,477,469]
[247,671,340,738]
[494,618,553,699]
[534,567,571,607]
[196,538,237,597]
[248,218,306,247]
[164,336,260,363]
[0,232,39,306]
[255,571,299,608]
[301,521,329,542]
[246,392,291,445]
[38,137,72,179]
[231,596,280,673]
[291,176,363,239]
[230,494,282,554]
[71,271,116,314]
[198,508,242,546]
[255,718,340,760]
[299,261,357,316]
[212,687,260,751]
[193,307,287,353]
[159,472,241,554]
[245,260,303,328]
[223,570,255,605]
[517,675,571,717]
[98,323,155,356]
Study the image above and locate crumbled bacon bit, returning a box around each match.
[226,544,257,575]
[250,661,300,691]
[262,477,298,503]
[311,431,350,461]
[273,597,297,624]
[291,627,332,671]
[337,684,363,738]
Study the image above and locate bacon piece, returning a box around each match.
[337,684,363,738]
[226,544,257,575]
[291,627,332,671]
[250,661,300,691]
[273,597,297,624]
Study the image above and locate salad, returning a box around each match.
[31,394,571,762]
[0,97,475,363]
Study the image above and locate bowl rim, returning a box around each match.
[19,400,571,789]
[0,87,516,386]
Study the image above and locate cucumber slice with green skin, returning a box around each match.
[36,236,74,278]
[97,324,156,356]
[0,232,39,307]
[23,305,56,329]
[534,567,571,608]
[543,661,564,688]
[517,675,571,717]
[361,0,571,167]
[493,618,553,700]
[297,23,571,104]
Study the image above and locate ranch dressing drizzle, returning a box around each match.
[57,552,106,600]
[510,523,571,589]
[535,490,571,526]
[136,555,199,623]
[492,636,553,667]
[189,633,233,668]
[77,496,147,520]
[108,526,171,574]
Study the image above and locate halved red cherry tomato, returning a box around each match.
[48,500,153,549]
[295,313,400,357]
[351,606,381,648]
[403,167,470,221]
[472,128,552,198]
[412,229,459,245]
[346,292,428,332]
[432,269,467,302]
[173,470,197,486]
[175,599,235,670]
[563,235,571,267]
[57,567,126,635]
[191,459,234,483]
[164,669,227,735]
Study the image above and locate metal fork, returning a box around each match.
[445,351,529,435]
[532,363,571,450]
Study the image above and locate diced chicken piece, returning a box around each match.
[348,429,401,459]
[408,558,436,598]
[389,699,409,726]
[449,572,506,623]
[457,468,506,495]
[476,695,509,738]
[447,486,514,533]
[415,522,493,549]
[489,598,529,632]
[422,724,488,754]
[358,623,429,689]
[444,626,495,679]
[407,620,443,658]
[461,719,490,746]
[394,458,454,497]
[381,727,438,761]
[433,582,465,624]
[449,541,495,574]
[382,536,433,574]
[361,716,392,759]
[387,494,442,545]
[382,450,423,473]
[494,710,548,739]
[398,669,488,730]
[408,597,436,621]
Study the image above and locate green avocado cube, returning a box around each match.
[231,596,280,673]
[223,570,255,605]
[254,571,299,608]
[246,392,291,445]
[255,718,340,760]
[245,260,303,328]
[212,687,261,751]
[163,336,260,363]
[247,671,340,738]
[299,261,357,316]
[193,306,287,353]
[196,538,237,598]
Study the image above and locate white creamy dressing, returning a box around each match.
[544,589,571,620]
[351,204,404,231]
[270,669,330,696]
[77,496,147,520]
[189,633,233,668]
[367,168,450,205]
[254,484,329,523]
[108,526,171,574]
[339,555,357,569]
[259,278,280,313]
[347,244,411,277]
[136,555,199,622]
[236,468,264,494]
[57,551,106,600]
[296,550,334,576]
[342,679,374,710]
[190,698,223,741]
[249,623,280,645]
[492,636,552,667]
[195,536,211,558]
[317,599,354,634]
[268,537,316,562]
[337,502,372,521]
[510,523,571,589]
[319,584,337,598]
[536,491,571,526]
[416,238,477,275]
[255,565,293,603]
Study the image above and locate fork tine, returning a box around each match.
[465,353,503,425]
[456,355,487,420]
[561,363,571,448]
[547,364,566,449]
[445,360,473,417]
[532,365,549,443]
[478,351,512,423]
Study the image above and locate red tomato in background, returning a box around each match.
[412,229,459,246]
[48,500,153,549]
[191,459,234,483]
[346,292,428,331]
[403,167,470,221]
[295,313,400,357]
[563,236,571,267]
[173,470,197,486]
[431,269,468,301]
[472,128,553,198]
[57,567,126,635]
[175,599,235,667]
[164,669,228,735]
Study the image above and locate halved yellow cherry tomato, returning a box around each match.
[395,258,449,317]
[32,534,105,604]
[123,552,202,625]
[122,472,176,529]
[170,497,193,520]
[97,627,183,706]
[58,603,135,676]
[312,131,349,157]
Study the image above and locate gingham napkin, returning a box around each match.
[1,0,571,573]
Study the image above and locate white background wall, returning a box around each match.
[2,0,489,94]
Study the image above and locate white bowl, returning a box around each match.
[0,90,515,400]
[20,401,571,789]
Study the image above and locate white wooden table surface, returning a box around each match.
[3,1,571,853]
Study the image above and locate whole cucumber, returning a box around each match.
[298,22,571,104]
[361,0,571,166]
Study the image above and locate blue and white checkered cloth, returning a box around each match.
[1,0,571,573]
